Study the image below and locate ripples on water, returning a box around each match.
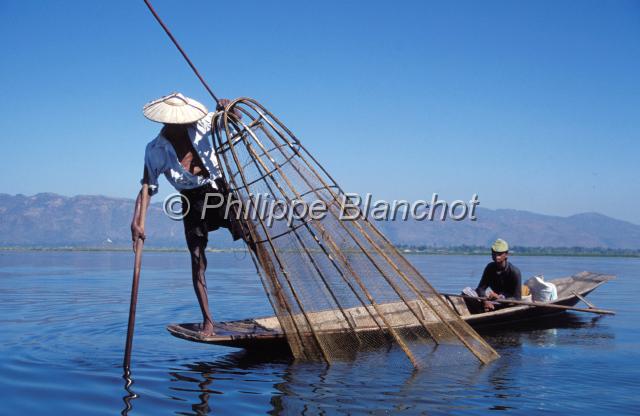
[0,251,638,415]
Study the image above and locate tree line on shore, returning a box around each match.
[396,244,640,257]
[1,244,639,257]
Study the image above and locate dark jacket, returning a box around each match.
[476,261,522,300]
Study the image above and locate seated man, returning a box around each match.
[464,238,522,312]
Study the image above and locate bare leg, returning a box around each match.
[188,237,214,335]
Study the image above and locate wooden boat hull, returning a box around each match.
[167,271,613,350]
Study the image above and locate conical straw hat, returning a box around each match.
[143,92,208,124]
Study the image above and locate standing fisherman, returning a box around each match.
[130,92,247,336]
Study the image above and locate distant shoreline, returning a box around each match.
[1,246,638,258]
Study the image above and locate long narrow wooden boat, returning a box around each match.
[167,271,614,350]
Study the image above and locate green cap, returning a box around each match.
[491,238,509,253]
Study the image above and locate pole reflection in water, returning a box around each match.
[121,368,138,416]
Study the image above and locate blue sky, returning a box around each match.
[1,0,638,223]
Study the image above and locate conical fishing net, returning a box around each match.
[212,98,499,368]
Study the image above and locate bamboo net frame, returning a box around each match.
[212,97,500,368]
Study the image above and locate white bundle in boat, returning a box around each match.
[526,275,558,302]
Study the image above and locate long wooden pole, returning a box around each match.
[142,0,219,105]
[123,186,150,369]
[442,293,615,315]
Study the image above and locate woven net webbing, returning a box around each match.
[212,98,499,368]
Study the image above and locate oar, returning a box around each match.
[123,186,150,370]
[572,291,596,309]
[441,293,615,315]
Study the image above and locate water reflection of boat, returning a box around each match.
[167,271,613,351]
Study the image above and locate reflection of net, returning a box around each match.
[212,98,499,368]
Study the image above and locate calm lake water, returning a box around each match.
[0,251,638,415]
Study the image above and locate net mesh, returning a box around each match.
[212,98,499,368]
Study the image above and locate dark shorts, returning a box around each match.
[180,179,247,246]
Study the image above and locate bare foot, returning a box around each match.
[200,321,215,337]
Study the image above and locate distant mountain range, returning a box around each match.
[1,193,639,249]
[377,209,640,249]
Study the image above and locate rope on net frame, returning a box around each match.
[142,0,499,368]
[212,98,500,367]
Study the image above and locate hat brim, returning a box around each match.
[143,93,209,124]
